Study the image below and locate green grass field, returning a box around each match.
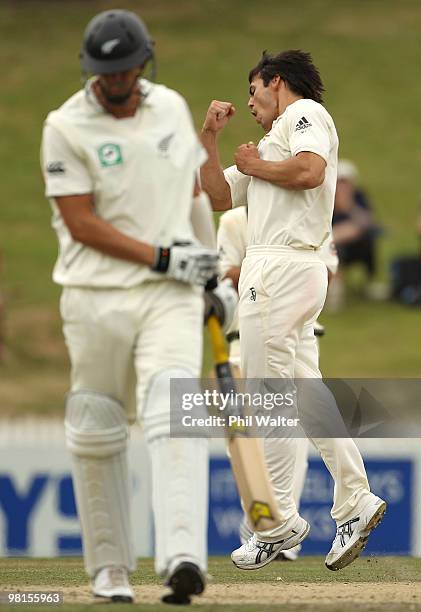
[1,0,421,415]
[0,556,420,611]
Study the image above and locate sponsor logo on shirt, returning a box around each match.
[98,143,123,167]
[46,161,65,174]
[294,116,312,132]
[250,287,257,301]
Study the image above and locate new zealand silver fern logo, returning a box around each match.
[158,133,175,157]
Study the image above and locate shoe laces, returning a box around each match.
[107,566,127,587]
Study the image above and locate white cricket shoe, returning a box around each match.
[240,517,302,562]
[231,516,310,570]
[325,495,387,571]
[92,566,134,603]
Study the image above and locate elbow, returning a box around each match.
[212,198,232,212]
[298,168,325,190]
[67,219,92,244]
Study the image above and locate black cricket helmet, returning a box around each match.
[80,9,155,75]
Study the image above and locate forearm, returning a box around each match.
[71,214,155,266]
[244,155,324,190]
[222,265,241,292]
[200,129,232,210]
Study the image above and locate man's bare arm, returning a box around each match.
[223,265,241,292]
[55,194,156,266]
[200,101,235,211]
[235,146,326,191]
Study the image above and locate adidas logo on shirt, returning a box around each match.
[294,116,312,132]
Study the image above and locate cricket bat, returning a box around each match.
[207,314,284,531]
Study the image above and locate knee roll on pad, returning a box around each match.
[64,391,134,576]
[65,391,128,457]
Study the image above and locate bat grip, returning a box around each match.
[207,314,229,364]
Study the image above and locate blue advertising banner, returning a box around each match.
[0,456,413,557]
[208,458,413,556]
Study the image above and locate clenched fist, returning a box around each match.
[235,142,260,175]
[202,100,236,134]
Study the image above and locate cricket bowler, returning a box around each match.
[200,50,386,571]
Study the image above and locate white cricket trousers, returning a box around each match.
[60,281,204,415]
[60,280,208,575]
[239,246,372,534]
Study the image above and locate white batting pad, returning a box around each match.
[143,369,209,576]
[65,391,135,576]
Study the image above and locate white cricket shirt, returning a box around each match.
[41,79,206,287]
[224,98,338,250]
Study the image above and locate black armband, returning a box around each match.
[153,247,171,273]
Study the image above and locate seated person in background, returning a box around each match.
[333,159,379,277]
[328,159,383,309]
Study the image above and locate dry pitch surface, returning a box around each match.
[0,557,420,611]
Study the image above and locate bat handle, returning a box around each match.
[207,314,229,364]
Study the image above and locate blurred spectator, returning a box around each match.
[333,159,379,277]
[389,203,421,306]
[327,159,384,310]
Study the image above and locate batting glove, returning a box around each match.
[153,244,218,286]
[204,277,238,331]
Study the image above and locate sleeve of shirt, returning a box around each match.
[41,122,93,198]
[287,103,331,163]
[217,209,247,275]
[223,165,250,208]
[177,95,208,169]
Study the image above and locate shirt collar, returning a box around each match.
[84,77,155,114]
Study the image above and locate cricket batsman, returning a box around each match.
[41,9,236,605]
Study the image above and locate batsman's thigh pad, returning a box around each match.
[60,287,137,407]
[143,369,209,576]
[65,391,135,576]
[142,368,207,442]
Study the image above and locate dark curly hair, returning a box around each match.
[249,50,325,104]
